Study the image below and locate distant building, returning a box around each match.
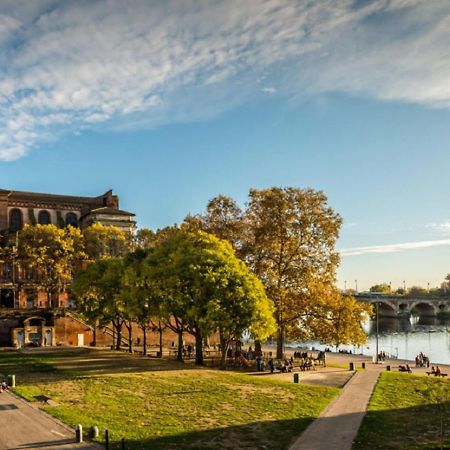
[0,188,135,236]
[0,188,135,347]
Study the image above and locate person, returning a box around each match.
[256,355,262,371]
[268,358,275,373]
[187,344,192,358]
[0,381,8,392]
[435,366,441,376]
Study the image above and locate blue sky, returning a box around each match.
[1,0,450,290]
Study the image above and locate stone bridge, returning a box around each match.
[355,294,450,318]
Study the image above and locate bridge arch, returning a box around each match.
[410,302,438,317]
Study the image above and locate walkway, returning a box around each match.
[0,390,101,450]
[289,362,383,450]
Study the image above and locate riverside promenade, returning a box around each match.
[0,390,101,450]
[289,361,383,450]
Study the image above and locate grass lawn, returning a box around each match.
[0,348,338,449]
[353,372,450,450]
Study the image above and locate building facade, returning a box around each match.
[0,188,136,347]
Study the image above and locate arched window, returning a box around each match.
[9,208,23,232]
[65,212,78,227]
[38,210,51,225]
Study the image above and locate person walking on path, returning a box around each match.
[289,362,383,450]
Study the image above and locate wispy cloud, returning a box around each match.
[427,221,450,236]
[340,239,450,257]
[0,1,450,160]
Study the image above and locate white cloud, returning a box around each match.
[427,221,450,236]
[340,239,450,257]
[0,0,450,160]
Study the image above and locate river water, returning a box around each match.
[296,316,450,365]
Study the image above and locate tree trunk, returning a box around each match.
[115,320,122,350]
[112,322,115,349]
[142,325,147,356]
[127,321,133,353]
[93,323,97,347]
[276,326,284,360]
[158,321,163,358]
[195,330,204,366]
[177,330,184,361]
[219,331,228,369]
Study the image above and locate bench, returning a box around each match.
[426,372,448,377]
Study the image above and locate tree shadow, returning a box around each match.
[95,402,450,450]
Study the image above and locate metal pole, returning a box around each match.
[375,302,379,363]
[105,430,109,450]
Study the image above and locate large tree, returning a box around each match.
[72,257,126,349]
[187,187,343,359]
[18,224,86,307]
[243,187,342,358]
[142,229,275,365]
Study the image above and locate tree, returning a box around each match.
[407,286,428,297]
[369,284,391,294]
[83,223,128,260]
[72,258,126,350]
[142,229,275,365]
[183,195,243,250]
[307,289,371,350]
[242,187,342,359]
[19,224,86,307]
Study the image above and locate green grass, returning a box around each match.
[353,372,450,450]
[1,349,338,449]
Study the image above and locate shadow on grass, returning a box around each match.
[0,348,202,382]
[99,403,450,450]
[98,418,313,450]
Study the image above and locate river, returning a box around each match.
[296,316,450,365]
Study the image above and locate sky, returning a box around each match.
[1,0,450,291]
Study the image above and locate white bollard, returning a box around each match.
[75,424,83,443]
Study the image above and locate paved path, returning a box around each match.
[289,363,383,450]
[0,390,101,450]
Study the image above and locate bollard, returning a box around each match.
[293,373,299,384]
[105,429,109,450]
[7,374,15,388]
[75,424,83,443]
[349,362,354,371]
[89,426,99,439]
[386,365,391,371]
[361,362,366,369]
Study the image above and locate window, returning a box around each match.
[38,210,51,225]
[65,212,78,227]
[9,208,23,231]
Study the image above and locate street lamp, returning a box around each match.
[355,279,358,293]
[375,300,380,363]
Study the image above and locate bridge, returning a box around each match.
[355,294,450,319]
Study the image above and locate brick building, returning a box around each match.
[0,188,136,347]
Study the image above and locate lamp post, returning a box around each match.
[375,301,379,363]
[355,279,358,293]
